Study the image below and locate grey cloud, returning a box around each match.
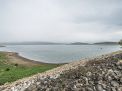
[0,0,122,42]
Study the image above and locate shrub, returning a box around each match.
[119,39,122,45]
[15,63,18,66]
[5,68,10,71]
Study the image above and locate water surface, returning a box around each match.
[0,45,121,63]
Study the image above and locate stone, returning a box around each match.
[86,87,94,91]
[117,87,122,91]
[111,81,119,87]
[86,72,92,77]
[120,77,122,83]
[75,83,82,88]
[108,76,112,81]
[114,70,121,77]
[117,66,122,70]
[80,88,86,91]
[88,80,94,85]
[83,77,89,85]
[111,87,116,91]
[95,84,104,91]
[101,83,107,89]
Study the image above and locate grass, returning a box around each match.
[0,53,60,85]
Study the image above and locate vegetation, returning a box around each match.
[0,53,60,85]
[119,39,122,45]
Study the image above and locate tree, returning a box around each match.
[119,39,122,45]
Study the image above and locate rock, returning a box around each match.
[111,81,119,87]
[111,87,116,91]
[80,88,86,91]
[101,83,107,89]
[86,87,94,91]
[108,76,112,82]
[88,80,94,85]
[117,66,122,70]
[86,72,92,77]
[117,87,122,91]
[95,84,104,91]
[83,77,89,85]
[120,77,122,83]
[114,70,121,77]
[75,83,83,88]
[107,69,114,76]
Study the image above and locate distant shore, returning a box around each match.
[0,45,5,47]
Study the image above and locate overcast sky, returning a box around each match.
[0,0,122,43]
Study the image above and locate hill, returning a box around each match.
[94,42,118,45]
[69,42,90,45]
[0,42,65,45]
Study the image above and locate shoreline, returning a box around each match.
[0,49,121,65]
[0,50,122,90]
[0,50,122,67]
[0,51,62,66]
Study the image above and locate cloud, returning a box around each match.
[0,0,122,42]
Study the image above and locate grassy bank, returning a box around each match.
[0,52,61,85]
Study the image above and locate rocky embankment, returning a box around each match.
[1,51,122,91]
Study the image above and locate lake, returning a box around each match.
[0,45,121,63]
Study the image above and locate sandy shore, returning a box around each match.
[0,51,60,67]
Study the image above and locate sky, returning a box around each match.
[0,0,122,43]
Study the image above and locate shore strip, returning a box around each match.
[0,51,61,67]
[0,50,122,91]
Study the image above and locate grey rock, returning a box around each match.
[89,80,94,85]
[83,77,89,85]
[108,76,112,82]
[95,84,104,91]
[111,87,117,91]
[86,87,94,91]
[117,66,122,70]
[120,77,122,83]
[80,88,86,91]
[75,83,83,88]
[111,81,119,87]
[101,83,107,89]
[86,72,92,77]
[117,87,122,91]
[114,70,121,77]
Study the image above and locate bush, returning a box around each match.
[15,63,18,66]
[119,39,122,45]
[5,68,10,71]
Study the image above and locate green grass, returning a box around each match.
[0,53,60,85]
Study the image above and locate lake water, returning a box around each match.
[0,45,121,63]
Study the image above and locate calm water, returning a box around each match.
[0,45,121,63]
